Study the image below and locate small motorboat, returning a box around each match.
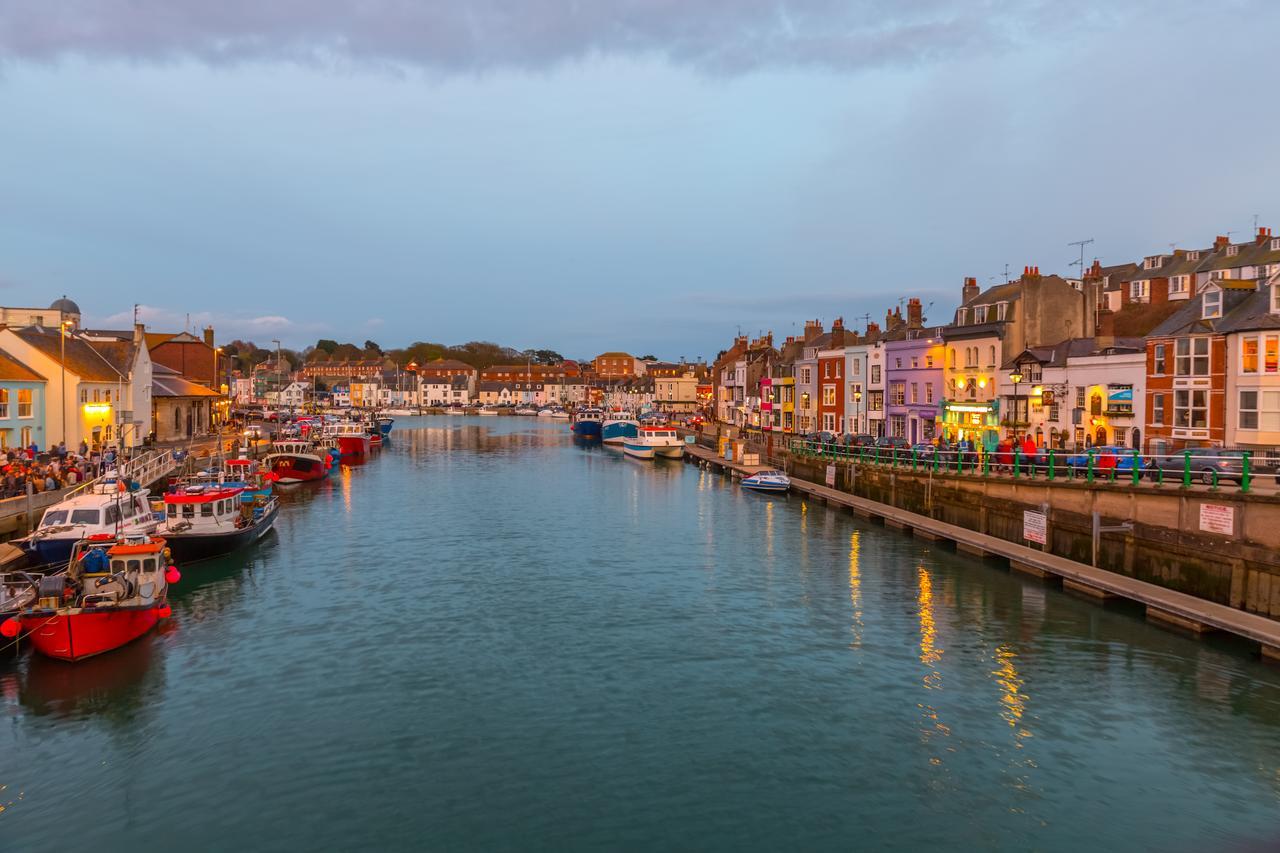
[622,426,685,460]
[159,484,279,562]
[478,406,500,416]
[3,534,177,661]
[376,415,394,435]
[548,408,570,420]
[741,470,792,493]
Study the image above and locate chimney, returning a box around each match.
[1214,235,1230,249]
[203,326,215,347]
[906,297,923,326]
[803,320,824,344]
[1024,265,1042,282]
[830,317,846,346]
[864,321,881,339]
[1258,226,1271,245]
[1097,309,1115,338]
[133,322,146,347]
[962,276,979,303]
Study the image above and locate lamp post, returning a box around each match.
[853,389,863,434]
[1009,369,1023,439]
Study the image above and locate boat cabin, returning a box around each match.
[39,490,155,534]
[163,487,246,531]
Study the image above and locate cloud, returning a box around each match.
[0,0,1166,74]
[90,304,326,345]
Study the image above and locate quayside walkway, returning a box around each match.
[683,443,1280,663]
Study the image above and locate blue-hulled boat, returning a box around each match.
[376,415,394,436]
[601,410,640,445]
[571,407,603,439]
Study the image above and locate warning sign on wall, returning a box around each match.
[1198,503,1234,536]
[825,464,836,487]
[1023,510,1047,545]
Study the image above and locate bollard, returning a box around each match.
[1131,449,1141,487]
[1242,451,1252,494]
[1013,450,1021,479]
[1182,450,1192,489]
[1086,449,1095,485]
[1048,449,1056,482]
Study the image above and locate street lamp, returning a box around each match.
[853,389,863,434]
[1008,369,1023,437]
[60,319,73,449]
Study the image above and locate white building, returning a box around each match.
[0,324,153,450]
[1005,338,1147,450]
[279,381,308,408]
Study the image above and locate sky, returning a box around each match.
[1,1,1278,361]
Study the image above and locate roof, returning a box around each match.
[49,296,80,314]
[0,349,45,382]
[10,327,136,381]
[1148,288,1256,337]
[420,359,476,371]
[1010,337,1144,369]
[152,364,220,398]
[1217,287,1280,334]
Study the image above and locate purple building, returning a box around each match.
[883,330,945,444]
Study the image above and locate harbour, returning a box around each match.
[3,416,1279,851]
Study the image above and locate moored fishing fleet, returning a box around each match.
[0,410,390,661]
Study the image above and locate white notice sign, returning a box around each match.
[825,465,836,487]
[1199,503,1234,536]
[1023,510,1047,545]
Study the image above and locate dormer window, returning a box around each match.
[1186,251,1200,261]
[1272,283,1280,315]
[1143,256,1162,270]
[1227,245,1240,257]
[1272,238,1280,252]
[996,302,1008,321]
[974,305,988,323]
[955,308,968,325]
[1203,289,1223,319]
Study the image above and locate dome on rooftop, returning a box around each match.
[49,295,81,315]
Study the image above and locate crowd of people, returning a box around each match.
[0,441,130,499]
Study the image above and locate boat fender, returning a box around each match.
[0,618,18,638]
[165,566,181,584]
[157,604,172,619]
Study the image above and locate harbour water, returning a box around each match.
[3,417,1279,851]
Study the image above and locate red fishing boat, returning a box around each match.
[325,422,371,457]
[3,534,177,662]
[264,439,332,484]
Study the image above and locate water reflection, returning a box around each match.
[993,644,1031,742]
[848,531,862,647]
[15,638,163,724]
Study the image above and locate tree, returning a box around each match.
[363,340,383,356]
[640,354,657,361]
[522,348,563,365]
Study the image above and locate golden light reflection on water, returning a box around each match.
[993,644,1032,743]
[916,564,951,763]
[848,531,862,647]
[341,464,352,512]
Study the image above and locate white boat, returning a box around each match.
[514,406,539,416]
[382,408,415,416]
[478,406,500,416]
[20,477,160,568]
[548,408,570,420]
[622,426,685,460]
[536,408,554,418]
[741,470,791,493]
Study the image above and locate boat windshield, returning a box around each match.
[41,510,68,526]
[70,509,101,525]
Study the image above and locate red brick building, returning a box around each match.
[816,318,849,434]
[148,328,223,389]
[415,358,477,381]
[592,352,644,379]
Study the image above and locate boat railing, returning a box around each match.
[64,449,177,500]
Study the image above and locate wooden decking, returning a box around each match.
[684,443,1280,661]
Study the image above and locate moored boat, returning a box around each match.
[326,421,372,457]
[741,470,792,493]
[622,426,684,460]
[3,534,177,662]
[264,439,332,484]
[160,485,279,562]
[571,407,604,438]
[602,410,640,445]
[478,406,500,416]
[19,477,159,569]
[376,415,394,435]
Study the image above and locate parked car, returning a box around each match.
[846,433,877,447]
[1148,448,1279,485]
[1062,445,1148,478]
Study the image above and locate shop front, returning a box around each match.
[938,399,1000,450]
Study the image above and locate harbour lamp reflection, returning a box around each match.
[848,531,862,647]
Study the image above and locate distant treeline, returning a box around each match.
[221,338,566,373]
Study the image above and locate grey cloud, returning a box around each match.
[0,0,1152,73]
